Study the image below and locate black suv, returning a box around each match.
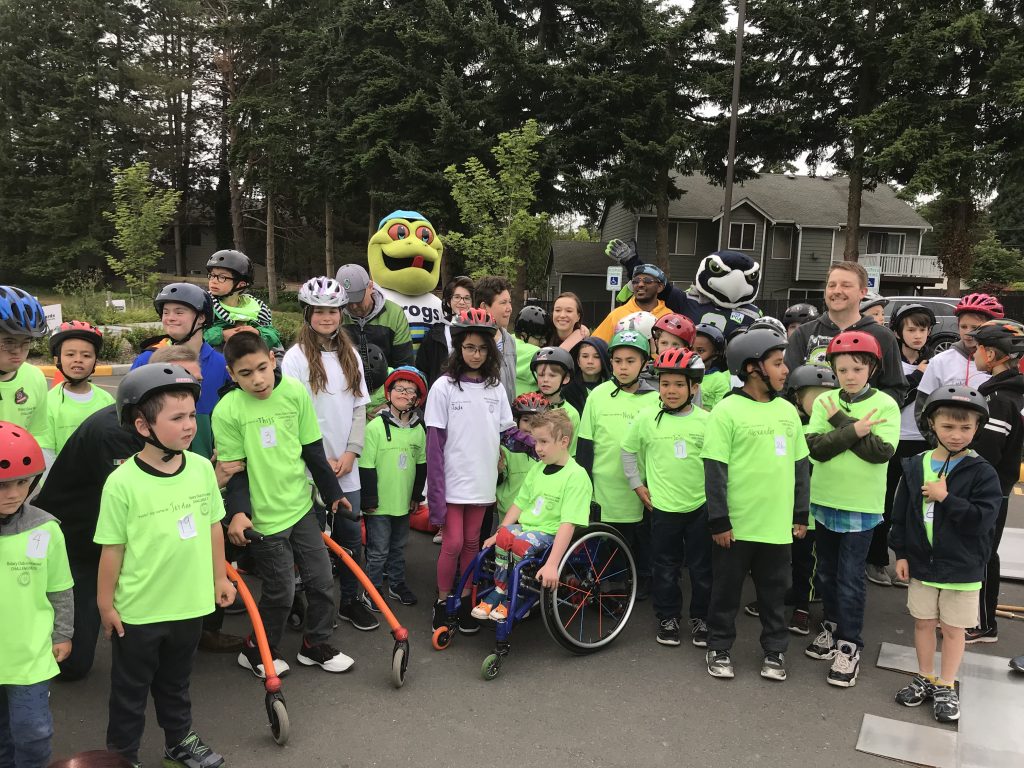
[882,296,960,353]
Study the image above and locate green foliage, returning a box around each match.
[55,269,108,325]
[272,311,302,349]
[444,120,548,280]
[104,163,181,293]
[968,231,1024,290]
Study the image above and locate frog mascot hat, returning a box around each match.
[368,210,444,349]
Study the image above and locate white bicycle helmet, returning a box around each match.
[299,276,347,308]
[614,310,658,342]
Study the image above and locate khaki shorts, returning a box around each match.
[907,579,980,628]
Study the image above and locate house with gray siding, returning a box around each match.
[548,172,939,305]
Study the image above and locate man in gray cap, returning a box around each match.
[336,264,416,382]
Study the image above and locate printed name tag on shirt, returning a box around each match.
[774,436,787,456]
[178,514,197,540]
[398,452,408,470]
[260,425,278,448]
[924,502,935,523]
[26,530,50,559]
[532,497,544,517]
[674,440,687,459]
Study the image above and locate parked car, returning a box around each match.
[883,296,960,353]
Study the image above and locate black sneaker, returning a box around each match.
[296,641,354,672]
[895,674,935,707]
[743,601,759,617]
[689,618,708,647]
[338,597,380,631]
[932,685,960,722]
[656,617,681,646]
[706,650,734,679]
[760,651,787,681]
[432,599,447,631]
[827,640,860,687]
[457,598,480,635]
[805,620,838,660]
[788,609,810,636]
[388,582,418,606]
[360,590,383,614]
[163,730,223,768]
[237,641,290,679]
[964,625,998,644]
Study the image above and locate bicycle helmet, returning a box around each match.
[890,303,936,333]
[632,263,666,284]
[859,292,889,312]
[785,365,839,398]
[512,391,550,417]
[726,328,787,379]
[968,320,1024,358]
[299,277,347,308]
[515,305,549,340]
[920,385,989,429]
[614,311,658,342]
[451,308,497,337]
[955,293,1004,319]
[826,331,882,364]
[362,345,389,392]
[49,320,103,357]
[384,366,427,402]
[153,283,215,335]
[749,316,787,336]
[0,286,49,339]
[116,364,202,428]
[652,348,705,381]
[652,313,696,346]
[694,323,726,353]
[783,303,819,327]
[0,421,45,482]
[531,346,574,375]
[206,249,254,288]
[608,330,650,359]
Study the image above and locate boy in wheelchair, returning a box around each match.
[473,409,593,621]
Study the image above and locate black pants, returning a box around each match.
[107,617,203,762]
[869,439,928,567]
[979,495,1010,632]
[651,506,712,621]
[707,540,791,654]
[786,529,817,610]
[58,558,100,681]
[605,509,652,581]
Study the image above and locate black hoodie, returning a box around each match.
[973,369,1024,495]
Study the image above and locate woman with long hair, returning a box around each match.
[547,292,590,350]
[417,275,474,386]
[282,277,378,634]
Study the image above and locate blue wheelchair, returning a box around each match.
[430,523,637,680]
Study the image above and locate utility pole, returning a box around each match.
[720,0,747,250]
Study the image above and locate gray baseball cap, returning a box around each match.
[335,264,370,303]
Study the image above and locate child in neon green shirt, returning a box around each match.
[0,286,53,463]
[496,393,547,517]
[692,323,729,411]
[44,322,114,455]
[529,347,580,455]
[204,250,282,351]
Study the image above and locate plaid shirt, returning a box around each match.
[811,503,883,534]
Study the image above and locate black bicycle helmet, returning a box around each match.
[116,364,202,429]
[783,303,819,328]
[967,320,1024,358]
[362,344,389,392]
[206,250,254,284]
[890,303,936,333]
[515,305,549,340]
[920,385,989,430]
[785,364,839,398]
[726,328,788,379]
[531,346,574,375]
[694,323,726,353]
[153,283,215,330]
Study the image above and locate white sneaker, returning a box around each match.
[432,531,443,545]
[296,642,355,673]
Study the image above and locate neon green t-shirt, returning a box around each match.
[0,518,73,685]
[701,394,809,544]
[515,340,541,397]
[622,404,708,513]
[700,370,730,411]
[552,399,580,456]
[44,383,115,454]
[212,375,323,535]
[497,447,537,515]
[807,389,901,514]
[512,458,593,535]
[94,453,224,624]
[0,364,52,450]
[803,421,815,532]
[361,416,425,516]
[578,380,657,523]
[920,451,981,591]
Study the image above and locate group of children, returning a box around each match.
[2,255,1021,767]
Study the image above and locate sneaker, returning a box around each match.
[760,651,787,681]
[471,599,497,620]
[457,599,480,634]
[237,641,290,679]
[932,685,960,722]
[689,618,708,647]
[388,582,418,606]
[199,630,244,653]
[432,599,447,631]
[895,674,936,707]
[338,597,380,631]
[965,625,998,645]
[891,570,909,588]
[743,601,760,617]
[706,649,734,679]
[827,640,860,687]
[432,531,443,544]
[788,609,810,636]
[657,617,681,646]
[866,564,892,586]
[805,621,838,660]
[163,730,223,768]
[361,590,383,614]
[489,602,509,622]
[296,641,355,673]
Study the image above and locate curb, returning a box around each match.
[36,364,132,377]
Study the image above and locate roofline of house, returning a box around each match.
[710,197,777,225]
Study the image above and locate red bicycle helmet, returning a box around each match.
[48,320,103,357]
[384,366,428,402]
[955,293,1004,319]
[653,313,696,346]
[451,308,498,336]
[826,331,882,362]
[512,392,549,416]
[0,421,45,481]
[652,348,705,381]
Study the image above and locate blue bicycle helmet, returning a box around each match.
[0,286,49,339]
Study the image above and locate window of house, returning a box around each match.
[669,221,697,255]
[787,288,825,301]
[729,222,756,251]
[771,226,792,259]
[866,231,906,255]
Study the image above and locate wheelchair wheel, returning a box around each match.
[431,626,451,651]
[481,653,502,681]
[539,523,636,654]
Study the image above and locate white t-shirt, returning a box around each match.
[917,347,991,397]
[282,345,370,493]
[424,375,514,505]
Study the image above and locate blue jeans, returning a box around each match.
[0,681,52,768]
[815,522,874,649]
[364,514,410,587]
[651,506,712,621]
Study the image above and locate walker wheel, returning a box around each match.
[270,696,289,745]
[481,653,502,681]
[391,643,409,688]
[431,626,451,651]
